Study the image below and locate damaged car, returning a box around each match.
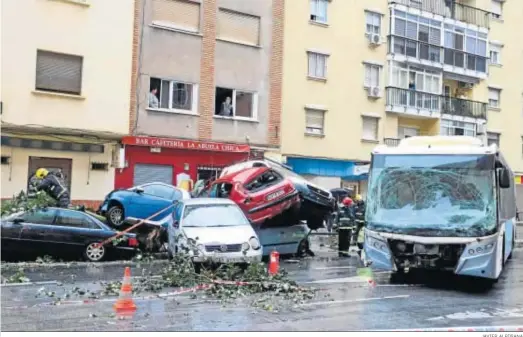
[1,208,139,262]
[210,166,300,226]
[99,182,191,228]
[167,198,263,264]
[220,160,335,229]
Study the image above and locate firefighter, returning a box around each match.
[353,194,366,255]
[34,168,71,208]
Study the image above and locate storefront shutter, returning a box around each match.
[133,164,174,186]
[217,9,260,45]
[152,0,200,32]
[35,50,83,95]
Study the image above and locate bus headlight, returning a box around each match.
[467,242,495,255]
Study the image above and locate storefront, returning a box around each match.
[115,136,251,189]
[285,156,369,195]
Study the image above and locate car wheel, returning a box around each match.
[107,204,124,227]
[84,242,106,262]
[296,239,309,257]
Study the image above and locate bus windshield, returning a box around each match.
[366,154,496,237]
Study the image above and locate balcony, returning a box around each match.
[385,87,487,120]
[389,0,490,28]
[388,36,488,79]
[384,138,401,147]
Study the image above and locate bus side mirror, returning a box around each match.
[499,169,510,189]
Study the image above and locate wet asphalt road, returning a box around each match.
[2,238,523,331]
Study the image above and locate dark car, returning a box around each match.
[210,167,300,226]
[98,182,191,228]
[1,208,139,262]
[219,160,335,229]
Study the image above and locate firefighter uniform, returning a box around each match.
[35,168,71,208]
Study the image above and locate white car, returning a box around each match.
[167,198,262,263]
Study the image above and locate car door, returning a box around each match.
[168,202,184,255]
[243,170,286,223]
[1,216,24,253]
[52,209,106,258]
[18,208,58,255]
[129,183,174,220]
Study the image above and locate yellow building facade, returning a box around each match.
[1,0,134,206]
[280,0,523,206]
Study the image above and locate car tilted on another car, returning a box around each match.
[167,198,262,264]
[219,160,335,229]
[210,167,300,226]
[99,182,191,227]
[1,208,139,262]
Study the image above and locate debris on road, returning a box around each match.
[2,268,30,284]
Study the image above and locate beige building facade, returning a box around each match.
[1,0,135,206]
[280,0,523,204]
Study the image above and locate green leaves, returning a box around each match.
[1,191,56,217]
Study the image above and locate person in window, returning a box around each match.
[34,168,70,208]
[219,96,233,116]
[149,87,159,108]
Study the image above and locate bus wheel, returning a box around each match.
[502,234,506,268]
[508,227,515,260]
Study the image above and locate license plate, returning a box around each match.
[267,190,285,201]
[214,257,248,263]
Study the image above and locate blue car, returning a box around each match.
[99,182,191,228]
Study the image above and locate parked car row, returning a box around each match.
[1,159,332,263]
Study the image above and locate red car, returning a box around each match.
[208,167,300,225]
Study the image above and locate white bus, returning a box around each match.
[363,136,517,284]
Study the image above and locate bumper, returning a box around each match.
[192,253,262,263]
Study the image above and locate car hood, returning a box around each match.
[182,225,256,244]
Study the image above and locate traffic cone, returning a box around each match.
[113,267,137,316]
[268,251,280,275]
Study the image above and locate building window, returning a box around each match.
[215,87,257,119]
[151,0,200,32]
[391,62,441,94]
[364,63,381,88]
[361,116,379,141]
[305,108,325,135]
[489,43,502,65]
[488,87,501,108]
[149,78,197,113]
[365,11,381,35]
[217,9,260,46]
[491,0,503,19]
[443,23,488,73]
[487,132,500,147]
[310,0,328,24]
[35,50,83,95]
[440,120,476,137]
[307,52,328,79]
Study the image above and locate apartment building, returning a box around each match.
[115,0,283,188]
[281,0,523,205]
[1,0,134,207]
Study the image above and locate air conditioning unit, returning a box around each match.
[476,123,487,135]
[368,33,381,46]
[367,86,381,98]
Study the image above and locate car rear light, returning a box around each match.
[128,237,139,247]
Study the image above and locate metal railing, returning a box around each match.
[388,36,488,75]
[441,95,487,119]
[390,0,490,28]
[386,87,487,119]
[384,138,401,147]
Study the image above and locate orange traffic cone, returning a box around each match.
[113,267,137,315]
[268,251,280,275]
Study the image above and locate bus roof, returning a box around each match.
[373,136,497,155]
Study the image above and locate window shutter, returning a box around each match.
[306,110,324,129]
[489,88,500,100]
[35,50,82,95]
[152,0,200,31]
[429,27,440,45]
[362,117,378,140]
[406,21,417,39]
[491,0,502,15]
[394,18,406,36]
[217,9,260,45]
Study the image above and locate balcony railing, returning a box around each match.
[388,36,488,75]
[390,0,490,28]
[384,138,401,147]
[386,87,487,119]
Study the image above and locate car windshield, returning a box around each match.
[366,154,496,237]
[182,204,249,227]
[267,162,301,179]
